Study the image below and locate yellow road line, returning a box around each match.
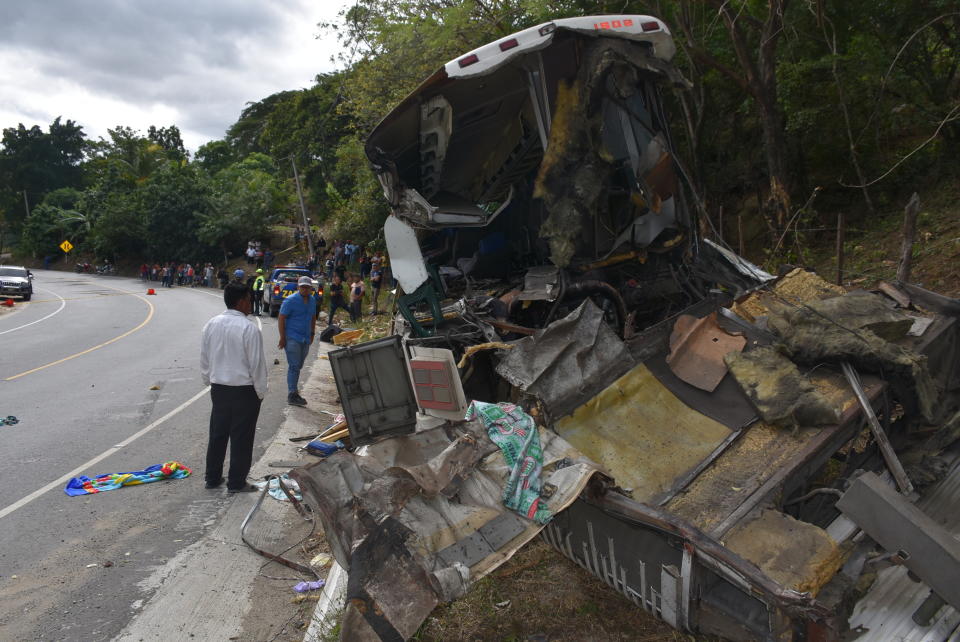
[5,289,155,381]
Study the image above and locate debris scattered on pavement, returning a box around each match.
[292,594,321,604]
[102,560,113,568]
[267,460,302,468]
[291,415,598,640]
[292,579,325,593]
[85,563,98,568]
[309,553,332,569]
[64,461,191,495]
[253,474,302,502]
[304,439,345,457]
[2,415,18,425]
[332,328,364,345]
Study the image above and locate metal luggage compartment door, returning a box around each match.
[328,335,419,446]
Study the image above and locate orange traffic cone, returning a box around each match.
[2,299,14,307]
[147,288,156,295]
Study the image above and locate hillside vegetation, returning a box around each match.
[0,1,957,273]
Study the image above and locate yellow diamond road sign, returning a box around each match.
[60,240,73,253]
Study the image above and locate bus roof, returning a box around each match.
[446,15,675,79]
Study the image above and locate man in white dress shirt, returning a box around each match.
[200,282,268,493]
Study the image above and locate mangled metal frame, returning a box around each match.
[329,12,960,642]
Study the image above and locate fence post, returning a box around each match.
[737,214,744,256]
[835,212,845,286]
[897,193,921,283]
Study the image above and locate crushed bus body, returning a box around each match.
[293,15,960,641]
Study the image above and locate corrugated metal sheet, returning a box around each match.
[848,457,960,641]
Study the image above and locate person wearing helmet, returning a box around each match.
[251,268,265,316]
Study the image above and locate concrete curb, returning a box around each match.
[293,340,350,641]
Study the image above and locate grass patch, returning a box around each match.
[416,539,712,642]
[807,180,960,296]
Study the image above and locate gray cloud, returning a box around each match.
[0,0,345,150]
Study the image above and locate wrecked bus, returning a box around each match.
[295,15,960,641]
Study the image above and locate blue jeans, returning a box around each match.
[284,339,310,394]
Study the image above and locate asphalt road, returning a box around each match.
[0,269,297,641]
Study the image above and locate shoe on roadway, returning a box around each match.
[287,392,307,406]
[228,483,259,494]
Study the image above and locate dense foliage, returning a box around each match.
[1,1,957,264]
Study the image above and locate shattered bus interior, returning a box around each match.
[292,15,960,641]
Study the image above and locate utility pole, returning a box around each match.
[290,157,315,260]
[23,190,30,218]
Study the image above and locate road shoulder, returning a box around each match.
[115,341,341,641]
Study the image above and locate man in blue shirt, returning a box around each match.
[278,276,317,406]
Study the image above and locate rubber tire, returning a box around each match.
[270,304,279,318]
[22,291,31,301]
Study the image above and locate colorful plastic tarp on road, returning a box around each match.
[64,461,191,496]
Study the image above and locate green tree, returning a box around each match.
[0,117,87,229]
[199,153,291,258]
[83,160,144,259]
[19,204,68,258]
[226,75,349,222]
[139,162,215,260]
[195,140,238,175]
[147,125,188,162]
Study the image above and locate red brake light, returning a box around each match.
[499,38,519,51]
[641,21,660,32]
[458,54,479,68]
[273,285,280,294]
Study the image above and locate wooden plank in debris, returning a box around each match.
[841,362,914,495]
[877,281,911,308]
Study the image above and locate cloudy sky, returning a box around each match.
[0,1,350,152]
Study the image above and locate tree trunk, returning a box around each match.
[757,95,791,235]
[676,0,794,244]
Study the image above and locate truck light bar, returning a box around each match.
[458,53,479,68]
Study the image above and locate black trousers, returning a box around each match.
[206,384,262,489]
[328,296,350,325]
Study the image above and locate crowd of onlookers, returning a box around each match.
[139,262,220,288]
[244,240,274,270]
[304,239,392,324]
[133,234,396,326]
[138,240,276,290]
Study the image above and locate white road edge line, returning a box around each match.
[0,385,211,522]
[0,287,66,335]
